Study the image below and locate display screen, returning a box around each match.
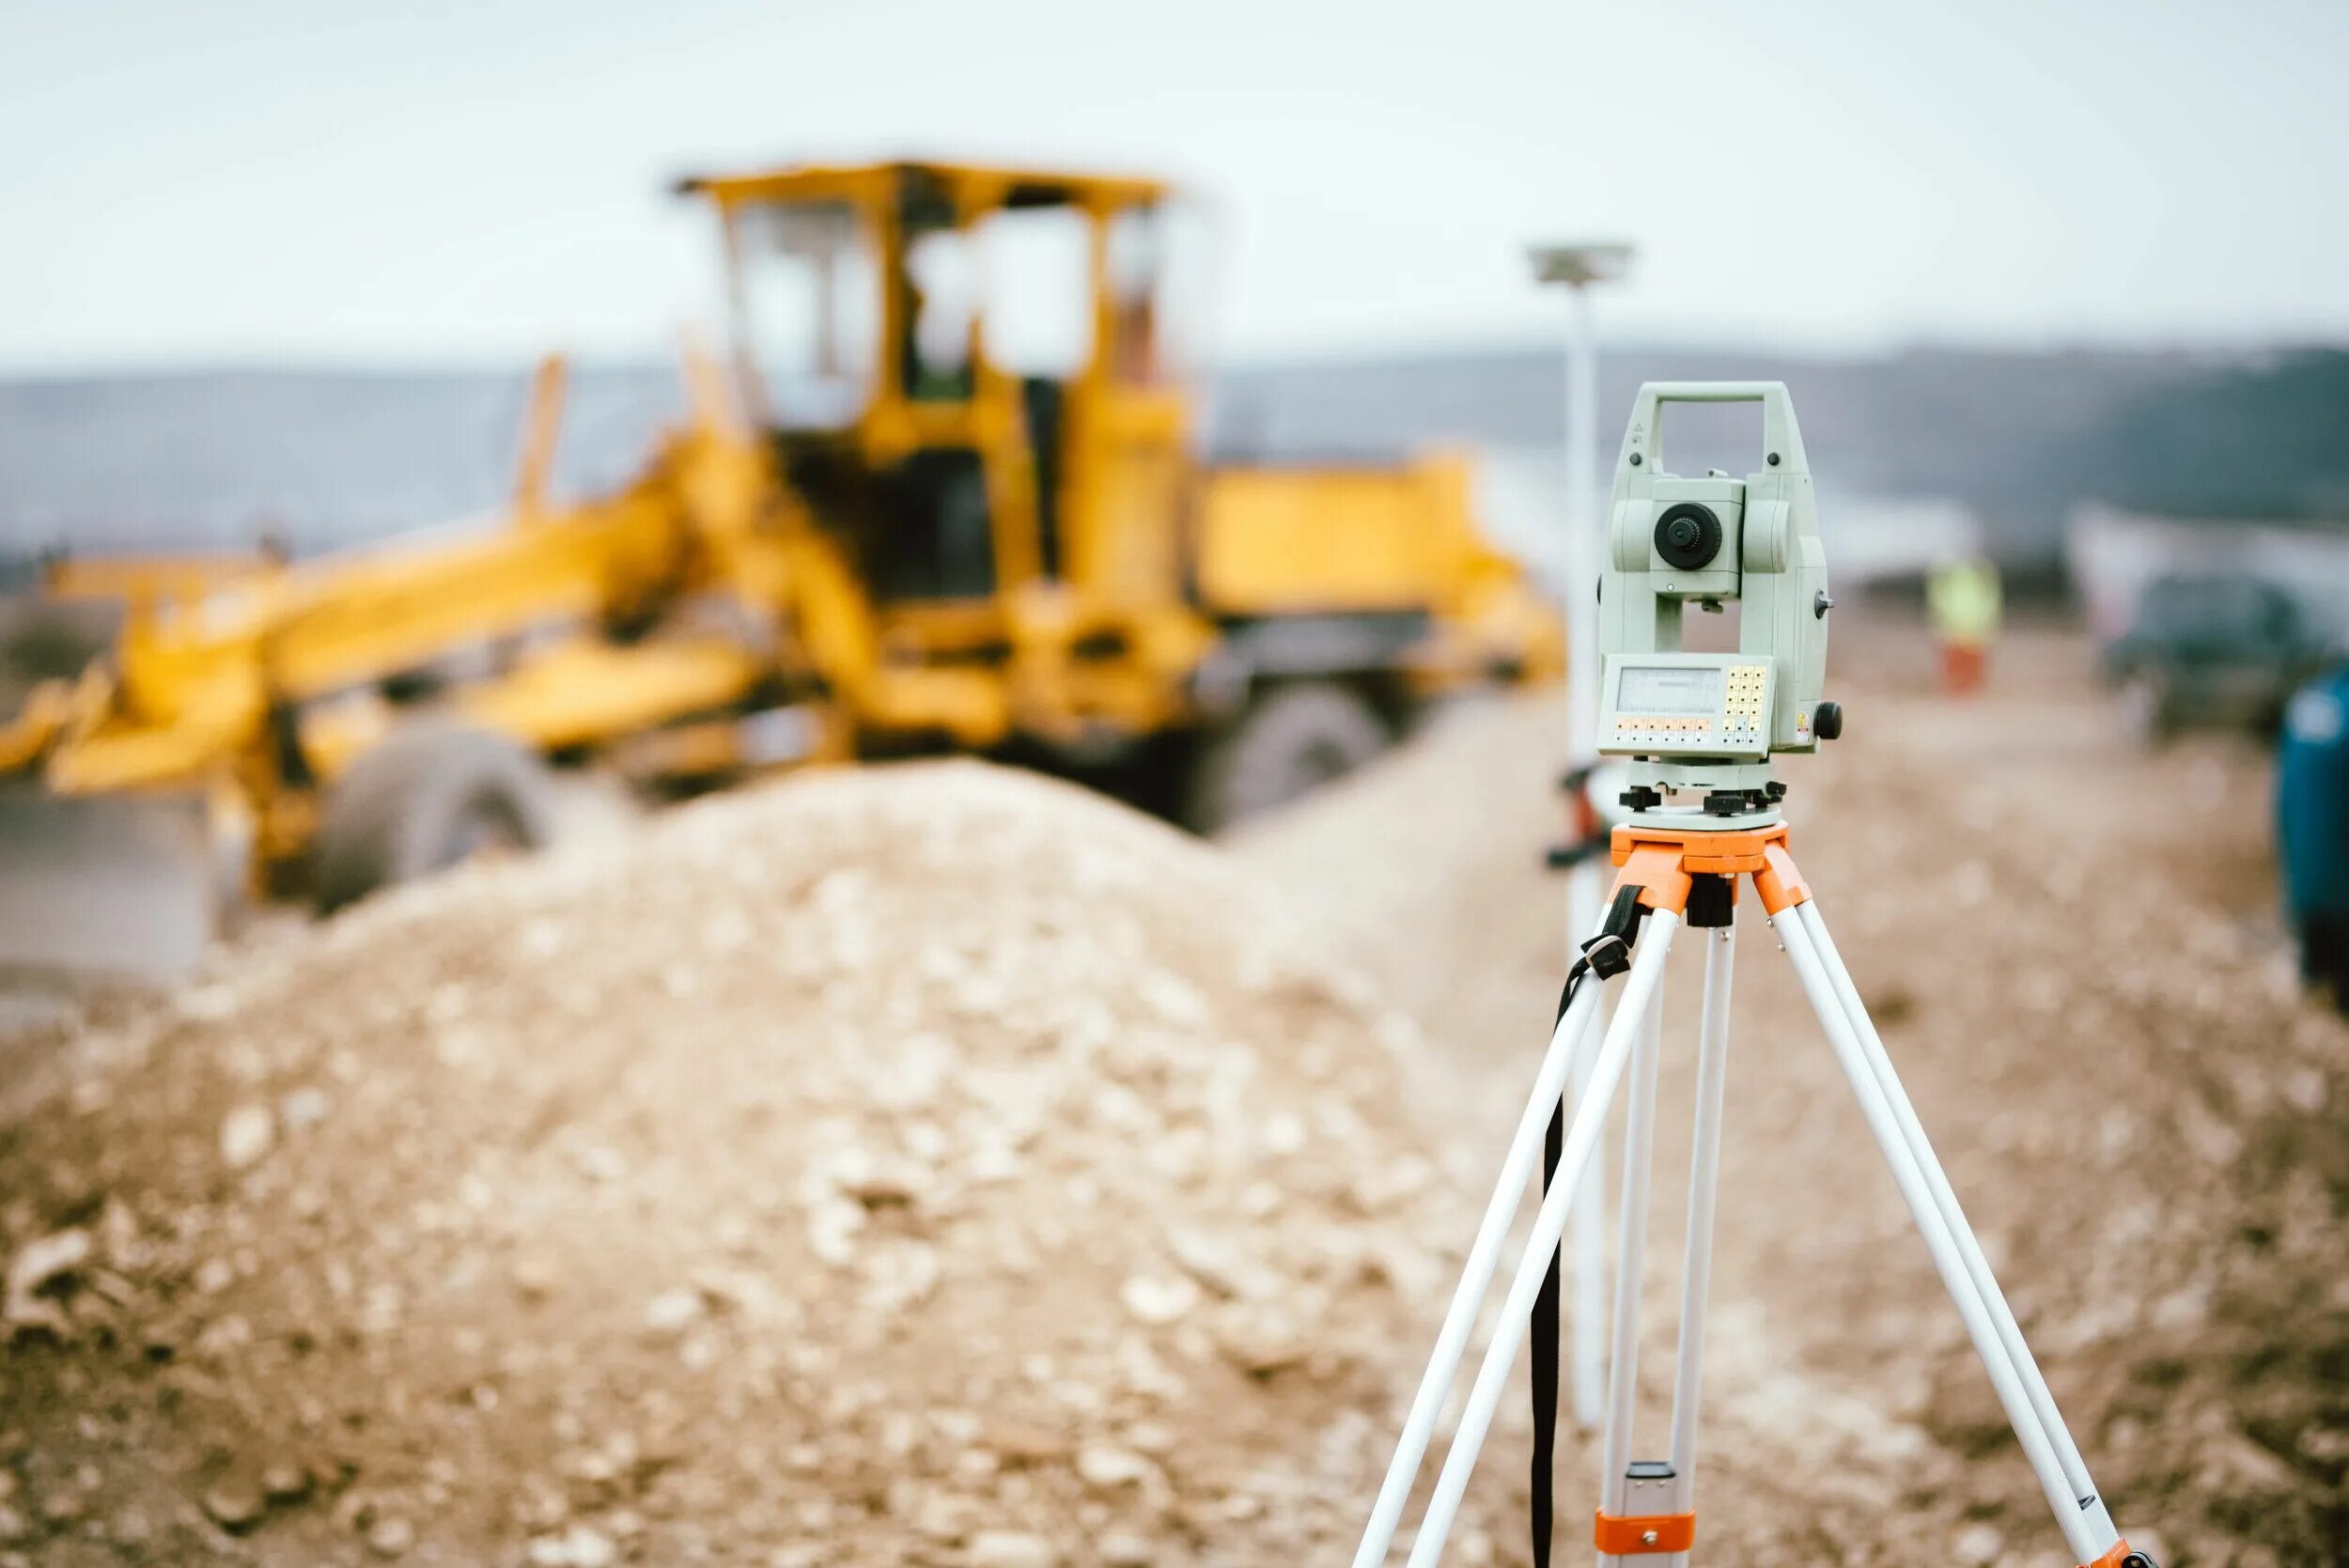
[1617,664,1722,716]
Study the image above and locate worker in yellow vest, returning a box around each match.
[1927,553,2002,697]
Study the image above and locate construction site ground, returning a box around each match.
[1,615,2342,1567]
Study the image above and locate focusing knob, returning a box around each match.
[1813,700,1843,741]
[1652,503,1723,570]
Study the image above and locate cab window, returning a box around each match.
[728,200,881,429]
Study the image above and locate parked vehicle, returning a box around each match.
[2098,571,2329,742]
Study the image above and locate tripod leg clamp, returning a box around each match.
[1609,839,1694,918]
[2086,1545,2155,1568]
[1594,1510,1694,1555]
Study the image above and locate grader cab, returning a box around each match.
[0,158,1560,930]
[685,158,1561,819]
[683,161,1216,765]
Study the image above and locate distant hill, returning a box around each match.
[3,344,2343,572]
[1218,344,2349,556]
[2024,349,2349,521]
[0,366,677,558]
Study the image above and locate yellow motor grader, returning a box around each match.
[0,159,1560,916]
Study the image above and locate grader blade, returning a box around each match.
[0,787,220,1033]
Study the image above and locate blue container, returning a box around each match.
[2278,664,2349,994]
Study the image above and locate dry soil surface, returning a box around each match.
[1236,625,2348,1566]
[2,627,2344,1568]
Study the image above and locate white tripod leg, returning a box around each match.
[1660,921,1736,1568]
[1795,900,2119,1545]
[1595,977,1666,1565]
[1775,906,2115,1567]
[1568,981,1610,1432]
[1350,939,1613,1568]
[1404,910,1683,1568]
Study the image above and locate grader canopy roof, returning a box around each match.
[677,157,1197,440]
[675,159,1173,211]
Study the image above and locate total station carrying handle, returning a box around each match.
[1616,380,1810,481]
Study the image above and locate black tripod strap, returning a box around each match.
[1530,972,1579,1568]
[1531,1094,1564,1568]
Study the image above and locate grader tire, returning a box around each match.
[312,725,555,914]
[1188,681,1390,833]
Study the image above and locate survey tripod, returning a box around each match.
[1348,812,2155,1568]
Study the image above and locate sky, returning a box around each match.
[4,0,2347,371]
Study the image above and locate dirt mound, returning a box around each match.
[0,762,1457,1567]
[1233,635,2349,1566]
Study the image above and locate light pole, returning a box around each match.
[1529,238,1633,1433]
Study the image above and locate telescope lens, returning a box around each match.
[1653,503,1723,569]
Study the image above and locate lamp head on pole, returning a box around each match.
[1528,241,1635,288]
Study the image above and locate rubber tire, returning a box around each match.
[2303,919,2349,1014]
[311,724,555,914]
[1187,681,1391,833]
